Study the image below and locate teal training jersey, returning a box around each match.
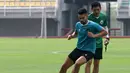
[76,21,103,54]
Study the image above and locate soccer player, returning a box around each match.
[59,8,107,73]
[85,2,110,73]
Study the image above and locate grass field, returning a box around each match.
[0,38,130,73]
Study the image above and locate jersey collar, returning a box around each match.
[92,13,100,19]
[95,16,99,19]
[80,20,90,26]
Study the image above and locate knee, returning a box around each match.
[74,61,82,67]
[86,60,92,67]
[61,63,68,70]
[94,62,99,68]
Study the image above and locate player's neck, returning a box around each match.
[93,13,100,17]
[82,20,88,25]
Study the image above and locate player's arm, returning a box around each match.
[104,26,109,39]
[88,29,107,38]
[104,26,110,52]
[88,24,107,38]
[103,17,110,47]
[68,29,77,40]
[104,26,110,42]
[68,22,78,40]
[71,29,78,37]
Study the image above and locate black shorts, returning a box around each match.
[68,48,94,63]
[94,48,103,60]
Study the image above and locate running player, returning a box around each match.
[59,8,107,73]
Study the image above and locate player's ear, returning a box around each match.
[85,13,88,16]
[99,7,101,10]
[91,8,93,11]
[85,14,88,17]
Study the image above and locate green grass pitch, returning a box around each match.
[0,38,130,73]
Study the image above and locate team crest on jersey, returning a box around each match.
[79,29,80,32]
[100,20,104,25]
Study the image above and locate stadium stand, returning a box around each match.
[0,0,56,7]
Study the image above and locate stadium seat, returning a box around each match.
[41,2,45,6]
[15,2,20,6]
[0,2,4,6]
[0,0,56,7]
[6,2,10,6]
[24,2,30,6]
[35,2,41,6]
[19,2,25,6]
[46,2,51,7]
[51,2,56,7]
[10,2,15,6]
[30,2,35,6]
[10,0,15,1]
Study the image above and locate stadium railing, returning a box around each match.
[63,28,121,37]
[109,28,121,36]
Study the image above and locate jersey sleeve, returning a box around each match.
[94,23,104,32]
[72,22,78,30]
[102,16,108,27]
[88,14,92,20]
[74,22,79,33]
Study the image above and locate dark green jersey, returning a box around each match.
[88,13,108,48]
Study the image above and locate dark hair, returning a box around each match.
[78,8,88,15]
[91,2,101,8]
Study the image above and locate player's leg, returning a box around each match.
[59,48,82,73]
[72,51,94,73]
[92,48,103,73]
[59,57,74,73]
[72,56,86,73]
[85,59,92,73]
[92,59,100,73]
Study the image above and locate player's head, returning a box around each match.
[91,2,101,16]
[78,8,88,25]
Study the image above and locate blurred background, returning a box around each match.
[0,0,130,73]
[0,0,128,38]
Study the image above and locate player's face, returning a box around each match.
[78,14,88,24]
[92,7,101,16]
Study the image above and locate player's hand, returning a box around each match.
[67,35,72,40]
[88,32,95,38]
[104,38,110,52]
[104,38,109,46]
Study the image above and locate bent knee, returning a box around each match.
[74,62,81,67]
[87,60,92,66]
[74,61,84,67]
[94,60,100,67]
[94,63,99,68]
[61,63,69,70]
